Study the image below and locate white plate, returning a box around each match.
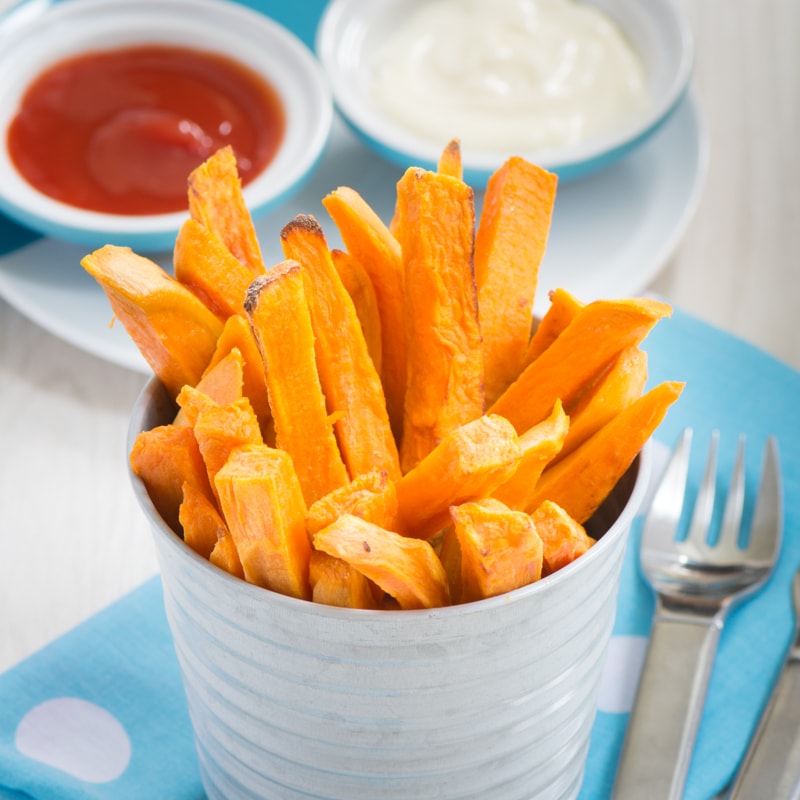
[0,93,706,375]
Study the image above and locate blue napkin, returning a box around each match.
[0,580,203,800]
[0,307,798,800]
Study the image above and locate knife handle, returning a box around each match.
[727,654,800,799]
[612,612,722,800]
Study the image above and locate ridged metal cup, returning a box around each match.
[129,378,650,800]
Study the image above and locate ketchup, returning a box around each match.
[7,45,285,215]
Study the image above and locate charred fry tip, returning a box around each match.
[244,261,302,314]
[280,214,325,240]
[243,275,268,314]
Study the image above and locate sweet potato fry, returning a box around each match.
[491,400,569,511]
[312,515,450,609]
[280,215,401,481]
[179,390,264,503]
[450,498,544,603]
[330,248,383,376]
[555,346,648,462]
[206,313,274,443]
[209,531,245,579]
[81,245,223,397]
[306,470,402,537]
[245,260,349,504]
[395,414,522,539]
[438,526,462,604]
[475,157,558,405]
[489,297,673,434]
[174,218,263,319]
[174,384,219,428]
[395,166,484,471]
[173,347,244,426]
[527,380,685,522]
[523,288,584,366]
[437,138,463,179]
[322,187,407,440]
[530,500,595,575]
[309,550,381,609]
[187,145,265,275]
[179,480,229,560]
[215,444,310,599]
[130,423,214,534]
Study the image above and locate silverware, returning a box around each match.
[727,568,800,799]
[612,428,783,800]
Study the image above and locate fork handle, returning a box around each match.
[612,611,723,800]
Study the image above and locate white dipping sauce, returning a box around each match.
[371,0,648,152]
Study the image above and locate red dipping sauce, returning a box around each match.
[7,44,285,215]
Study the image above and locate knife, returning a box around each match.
[727,568,800,799]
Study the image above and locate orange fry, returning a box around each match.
[281,215,401,482]
[209,531,245,579]
[130,423,214,534]
[556,346,648,462]
[215,444,311,600]
[491,400,569,511]
[489,297,672,434]
[179,390,263,503]
[306,470,402,537]
[309,550,381,609]
[524,288,584,366]
[395,414,522,539]
[313,515,450,609]
[245,260,348,505]
[450,498,544,603]
[330,248,383,376]
[174,218,263,319]
[437,138,463,179]
[475,157,558,405]
[187,145,265,275]
[527,380,685,522]
[395,166,484,471]
[173,347,244,426]
[322,187,406,440]
[530,500,595,575]
[179,480,229,560]
[205,313,274,444]
[81,245,223,398]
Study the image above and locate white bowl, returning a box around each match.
[0,0,333,252]
[129,376,651,800]
[317,0,693,186]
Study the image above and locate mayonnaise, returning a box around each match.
[370,0,648,153]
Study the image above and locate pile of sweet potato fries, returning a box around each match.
[83,143,682,609]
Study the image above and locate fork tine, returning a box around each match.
[684,430,719,552]
[745,436,783,563]
[714,434,746,558]
[645,428,693,544]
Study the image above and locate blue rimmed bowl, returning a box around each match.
[0,0,333,252]
[317,0,693,186]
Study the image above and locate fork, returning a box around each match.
[612,428,783,800]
